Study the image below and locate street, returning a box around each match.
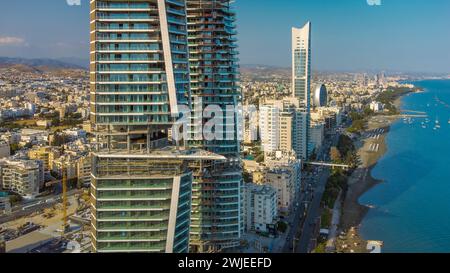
[282,127,343,253]
[0,189,81,225]
[295,169,329,253]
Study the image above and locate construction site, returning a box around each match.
[0,169,92,253]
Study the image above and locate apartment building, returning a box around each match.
[259,104,280,153]
[259,98,309,160]
[243,183,278,233]
[0,159,43,199]
[77,155,92,188]
[28,146,61,171]
[264,168,295,213]
[90,0,197,253]
[186,0,243,253]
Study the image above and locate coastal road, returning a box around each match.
[295,169,330,253]
[282,188,308,253]
[281,131,341,253]
[294,131,341,252]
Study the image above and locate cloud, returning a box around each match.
[0,36,26,46]
[66,0,81,6]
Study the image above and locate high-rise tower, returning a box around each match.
[89,0,223,253]
[186,0,243,253]
[292,22,311,160]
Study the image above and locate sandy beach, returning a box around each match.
[335,97,404,253]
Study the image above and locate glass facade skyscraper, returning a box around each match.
[90,0,204,253]
[186,0,244,253]
[90,0,241,253]
[292,22,311,160]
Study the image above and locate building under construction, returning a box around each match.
[89,0,198,253]
[186,0,244,253]
[89,0,243,253]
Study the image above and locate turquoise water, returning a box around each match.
[360,80,450,253]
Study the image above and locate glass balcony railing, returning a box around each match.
[97,204,171,210]
[97,235,166,241]
[97,193,171,200]
[96,245,165,252]
[97,3,154,10]
[96,57,161,62]
[97,14,156,20]
[96,44,160,51]
[97,35,159,41]
[98,214,169,220]
[97,223,168,230]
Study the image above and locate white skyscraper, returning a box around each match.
[259,104,280,153]
[292,22,312,160]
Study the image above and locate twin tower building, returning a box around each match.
[89,0,311,253]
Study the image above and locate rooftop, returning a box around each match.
[94,147,227,161]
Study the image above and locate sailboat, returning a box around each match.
[434,118,441,130]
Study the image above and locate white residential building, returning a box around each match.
[20,129,49,145]
[311,106,342,135]
[259,98,309,159]
[0,159,44,199]
[243,105,259,144]
[259,104,280,152]
[244,183,278,233]
[370,101,384,112]
[265,168,295,213]
[265,151,302,200]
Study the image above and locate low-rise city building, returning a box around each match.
[244,183,278,233]
[77,154,92,188]
[0,159,44,199]
[370,101,385,112]
[28,146,61,171]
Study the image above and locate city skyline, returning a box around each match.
[0,0,449,73]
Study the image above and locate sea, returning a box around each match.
[359,79,450,253]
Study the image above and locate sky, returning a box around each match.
[0,0,449,73]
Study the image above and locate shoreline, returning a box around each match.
[335,95,407,253]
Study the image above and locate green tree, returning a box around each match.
[9,195,23,206]
[277,221,288,233]
[330,147,341,163]
[255,154,265,163]
[10,143,20,155]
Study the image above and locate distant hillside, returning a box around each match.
[0,57,87,71]
[240,64,291,79]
